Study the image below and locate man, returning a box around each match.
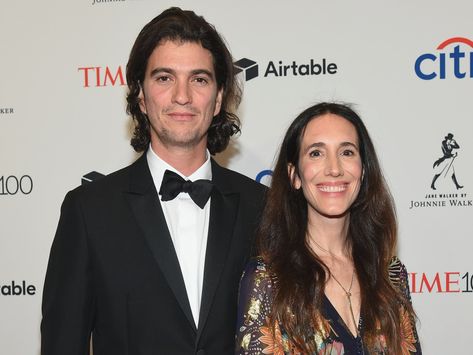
[41,7,265,355]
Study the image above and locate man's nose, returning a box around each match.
[172,80,191,105]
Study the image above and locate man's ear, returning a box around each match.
[138,84,147,114]
[213,88,223,117]
[288,163,301,190]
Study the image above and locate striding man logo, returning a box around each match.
[431,133,464,190]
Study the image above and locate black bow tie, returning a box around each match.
[159,169,213,209]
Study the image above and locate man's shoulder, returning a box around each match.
[69,155,146,200]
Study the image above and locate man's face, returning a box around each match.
[139,40,223,153]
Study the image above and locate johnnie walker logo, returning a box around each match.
[430,133,463,191]
[409,133,471,210]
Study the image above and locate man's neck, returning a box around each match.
[150,141,208,177]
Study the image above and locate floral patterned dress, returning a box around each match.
[235,257,421,355]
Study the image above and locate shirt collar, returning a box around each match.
[146,145,212,191]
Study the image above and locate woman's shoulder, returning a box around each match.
[388,256,411,297]
[238,256,276,313]
[241,256,275,289]
[243,256,271,278]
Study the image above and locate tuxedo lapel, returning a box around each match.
[124,155,196,331]
[197,160,240,337]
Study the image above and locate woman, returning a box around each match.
[236,103,421,354]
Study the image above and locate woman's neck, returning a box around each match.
[306,212,351,260]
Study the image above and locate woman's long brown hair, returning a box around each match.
[257,102,415,353]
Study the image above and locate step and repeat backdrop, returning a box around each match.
[1,1,472,354]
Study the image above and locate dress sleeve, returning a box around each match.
[235,258,277,355]
[389,257,422,354]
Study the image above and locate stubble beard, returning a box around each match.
[155,126,208,151]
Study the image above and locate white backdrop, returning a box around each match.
[1,1,472,354]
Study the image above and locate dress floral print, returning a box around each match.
[235,257,421,354]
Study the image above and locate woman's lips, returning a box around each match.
[317,183,348,193]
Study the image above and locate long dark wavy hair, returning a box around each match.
[126,7,241,154]
[257,102,414,353]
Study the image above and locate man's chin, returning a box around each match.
[158,132,207,150]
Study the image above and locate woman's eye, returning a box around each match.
[342,149,355,156]
[309,150,321,157]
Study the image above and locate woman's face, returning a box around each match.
[291,113,363,219]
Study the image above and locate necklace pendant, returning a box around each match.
[346,291,351,297]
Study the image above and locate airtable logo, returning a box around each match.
[1,281,36,296]
[415,37,473,80]
[234,58,259,81]
[234,56,338,82]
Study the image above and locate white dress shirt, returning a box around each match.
[146,147,211,326]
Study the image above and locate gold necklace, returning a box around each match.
[312,239,360,337]
[330,271,359,337]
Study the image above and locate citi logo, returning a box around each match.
[78,66,125,87]
[234,57,338,81]
[414,37,473,80]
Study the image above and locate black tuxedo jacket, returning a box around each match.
[41,155,266,355]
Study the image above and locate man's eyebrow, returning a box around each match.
[148,67,215,79]
[190,69,214,77]
[149,67,175,77]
